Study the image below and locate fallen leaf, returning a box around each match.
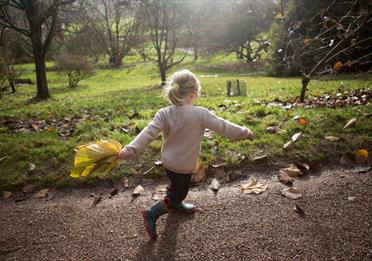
[347,196,356,202]
[0,156,8,163]
[22,184,37,193]
[192,161,206,184]
[278,170,295,184]
[143,166,156,175]
[31,123,38,130]
[280,165,301,178]
[283,140,293,150]
[27,163,36,172]
[209,178,220,192]
[303,36,311,46]
[297,118,308,126]
[154,160,163,166]
[2,191,12,199]
[253,155,268,161]
[294,204,305,216]
[266,126,285,134]
[353,166,371,173]
[109,187,119,197]
[123,178,129,188]
[325,136,340,141]
[291,132,303,142]
[132,185,144,196]
[155,184,167,193]
[281,187,302,200]
[355,149,368,161]
[295,162,310,172]
[212,159,226,168]
[34,188,50,199]
[241,179,267,194]
[343,117,357,129]
[92,195,102,207]
[340,153,355,167]
[333,61,343,71]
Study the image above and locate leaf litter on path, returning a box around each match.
[240,179,267,194]
[34,188,50,199]
[281,187,302,200]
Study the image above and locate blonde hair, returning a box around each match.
[164,69,201,106]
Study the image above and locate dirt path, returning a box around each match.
[0,168,371,261]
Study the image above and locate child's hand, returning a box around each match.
[117,147,131,160]
[243,128,254,140]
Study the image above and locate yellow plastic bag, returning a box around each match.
[70,140,122,178]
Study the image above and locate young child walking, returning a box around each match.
[118,69,253,239]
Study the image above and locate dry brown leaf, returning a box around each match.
[22,184,37,193]
[192,161,206,184]
[253,155,268,161]
[27,163,36,172]
[282,165,301,177]
[155,184,167,193]
[333,61,343,71]
[278,170,295,185]
[34,188,50,198]
[109,187,119,197]
[241,180,267,194]
[123,178,129,189]
[324,136,340,141]
[212,159,226,168]
[92,195,102,207]
[209,178,221,192]
[296,162,310,172]
[283,140,293,150]
[0,156,8,163]
[281,187,302,200]
[344,117,357,129]
[291,132,303,142]
[132,185,144,196]
[3,191,12,199]
[297,118,308,126]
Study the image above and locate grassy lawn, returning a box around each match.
[0,54,371,190]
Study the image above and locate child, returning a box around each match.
[118,69,253,239]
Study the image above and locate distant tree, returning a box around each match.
[0,26,16,94]
[79,0,141,68]
[55,54,93,88]
[139,0,189,85]
[281,0,372,101]
[224,0,275,64]
[0,0,76,99]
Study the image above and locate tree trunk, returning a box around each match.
[300,76,310,102]
[193,44,199,61]
[9,79,15,93]
[160,69,167,87]
[31,31,50,99]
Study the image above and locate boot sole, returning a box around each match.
[141,209,157,240]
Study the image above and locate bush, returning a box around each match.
[54,54,93,88]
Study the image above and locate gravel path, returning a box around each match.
[0,168,371,261]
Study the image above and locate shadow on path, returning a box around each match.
[134,213,194,261]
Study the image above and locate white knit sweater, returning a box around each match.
[124,105,251,174]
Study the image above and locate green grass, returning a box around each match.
[0,53,371,190]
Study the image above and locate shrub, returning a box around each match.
[54,54,93,88]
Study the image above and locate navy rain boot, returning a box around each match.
[174,202,196,215]
[141,197,170,239]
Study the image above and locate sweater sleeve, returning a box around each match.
[124,109,165,158]
[203,108,249,141]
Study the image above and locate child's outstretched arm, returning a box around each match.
[203,109,253,140]
[118,110,165,160]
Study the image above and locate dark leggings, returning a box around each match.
[165,168,191,209]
